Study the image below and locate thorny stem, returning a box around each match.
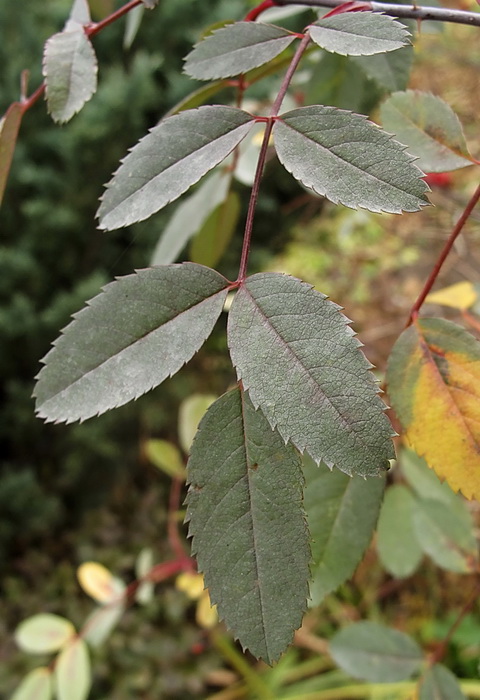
[406,183,480,326]
[236,33,311,282]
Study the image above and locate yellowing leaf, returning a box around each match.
[77,562,125,603]
[176,571,205,600]
[426,281,477,311]
[196,592,218,629]
[386,318,480,499]
[145,439,186,480]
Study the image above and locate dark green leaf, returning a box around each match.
[304,456,385,605]
[228,273,395,476]
[43,26,98,123]
[151,169,231,266]
[309,13,410,57]
[186,387,310,664]
[330,621,423,682]
[380,90,474,172]
[274,106,429,214]
[419,664,466,700]
[35,264,229,423]
[184,22,296,80]
[0,102,23,207]
[97,106,254,230]
[190,191,240,268]
[376,484,423,578]
[352,46,413,92]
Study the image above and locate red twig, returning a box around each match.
[406,183,480,326]
[245,0,278,21]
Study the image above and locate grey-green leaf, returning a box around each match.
[68,0,91,25]
[309,13,410,57]
[151,169,231,266]
[228,273,395,476]
[352,46,413,92]
[35,264,229,423]
[274,106,429,214]
[330,621,423,682]
[380,90,474,172]
[43,26,98,124]
[376,484,423,578]
[184,22,296,80]
[186,387,310,664]
[413,498,477,573]
[304,456,385,606]
[419,664,466,700]
[97,106,254,230]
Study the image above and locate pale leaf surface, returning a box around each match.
[381,90,473,172]
[330,621,423,682]
[376,484,422,578]
[11,668,53,700]
[35,264,229,423]
[98,106,254,230]
[419,664,466,700]
[55,639,91,700]
[15,614,75,654]
[82,604,124,647]
[274,106,429,213]
[186,386,310,664]
[304,456,385,605]
[184,22,296,80]
[43,26,98,123]
[309,13,410,57]
[68,0,91,25]
[228,273,394,476]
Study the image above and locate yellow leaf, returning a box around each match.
[175,571,205,600]
[196,591,218,629]
[426,281,477,310]
[77,562,125,604]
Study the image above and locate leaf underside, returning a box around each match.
[419,664,466,700]
[380,90,473,172]
[186,386,310,664]
[43,26,98,123]
[228,273,395,476]
[35,264,229,424]
[309,12,410,57]
[184,21,296,80]
[97,105,254,230]
[274,105,429,214]
[386,317,480,499]
[303,456,385,605]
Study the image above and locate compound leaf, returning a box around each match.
[35,264,229,423]
[43,25,97,123]
[309,12,410,57]
[0,102,23,206]
[380,91,474,172]
[376,484,422,578]
[228,273,395,476]
[419,664,466,700]
[11,668,53,700]
[304,455,385,605]
[55,639,91,700]
[274,106,429,214]
[330,621,423,682]
[98,106,254,230]
[184,21,296,80]
[386,318,480,499]
[186,386,310,664]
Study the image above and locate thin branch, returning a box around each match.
[406,183,480,326]
[266,0,480,27]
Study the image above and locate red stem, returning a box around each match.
[245,0,278,21]
[406,182,480,326]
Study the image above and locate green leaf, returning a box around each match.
[97,106,254,230]
[184,22,296,80]
[309,13,410,57]
[376,484,423,578]
[124,5,144,49]
[43,25,98,123]
[352,46,413,92]
[380,90,474,172]
[178,393,216,453]
[274,106,429,214]
[186,386,310,664]
[419,664,466,700]
[135,547,154,605]
[15,614,75,654]
[413,498,477,573]
[55,639,91,700]
[228,273,395,476]
[11,668,53,700]
[145,439,186,479]
[303,456,385,606]
[35,264,229,423]
[82,603,125,647]
[190,191,240,268]
[329,621,423,682]
[0,102,23,207]
[151,169,231,266]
